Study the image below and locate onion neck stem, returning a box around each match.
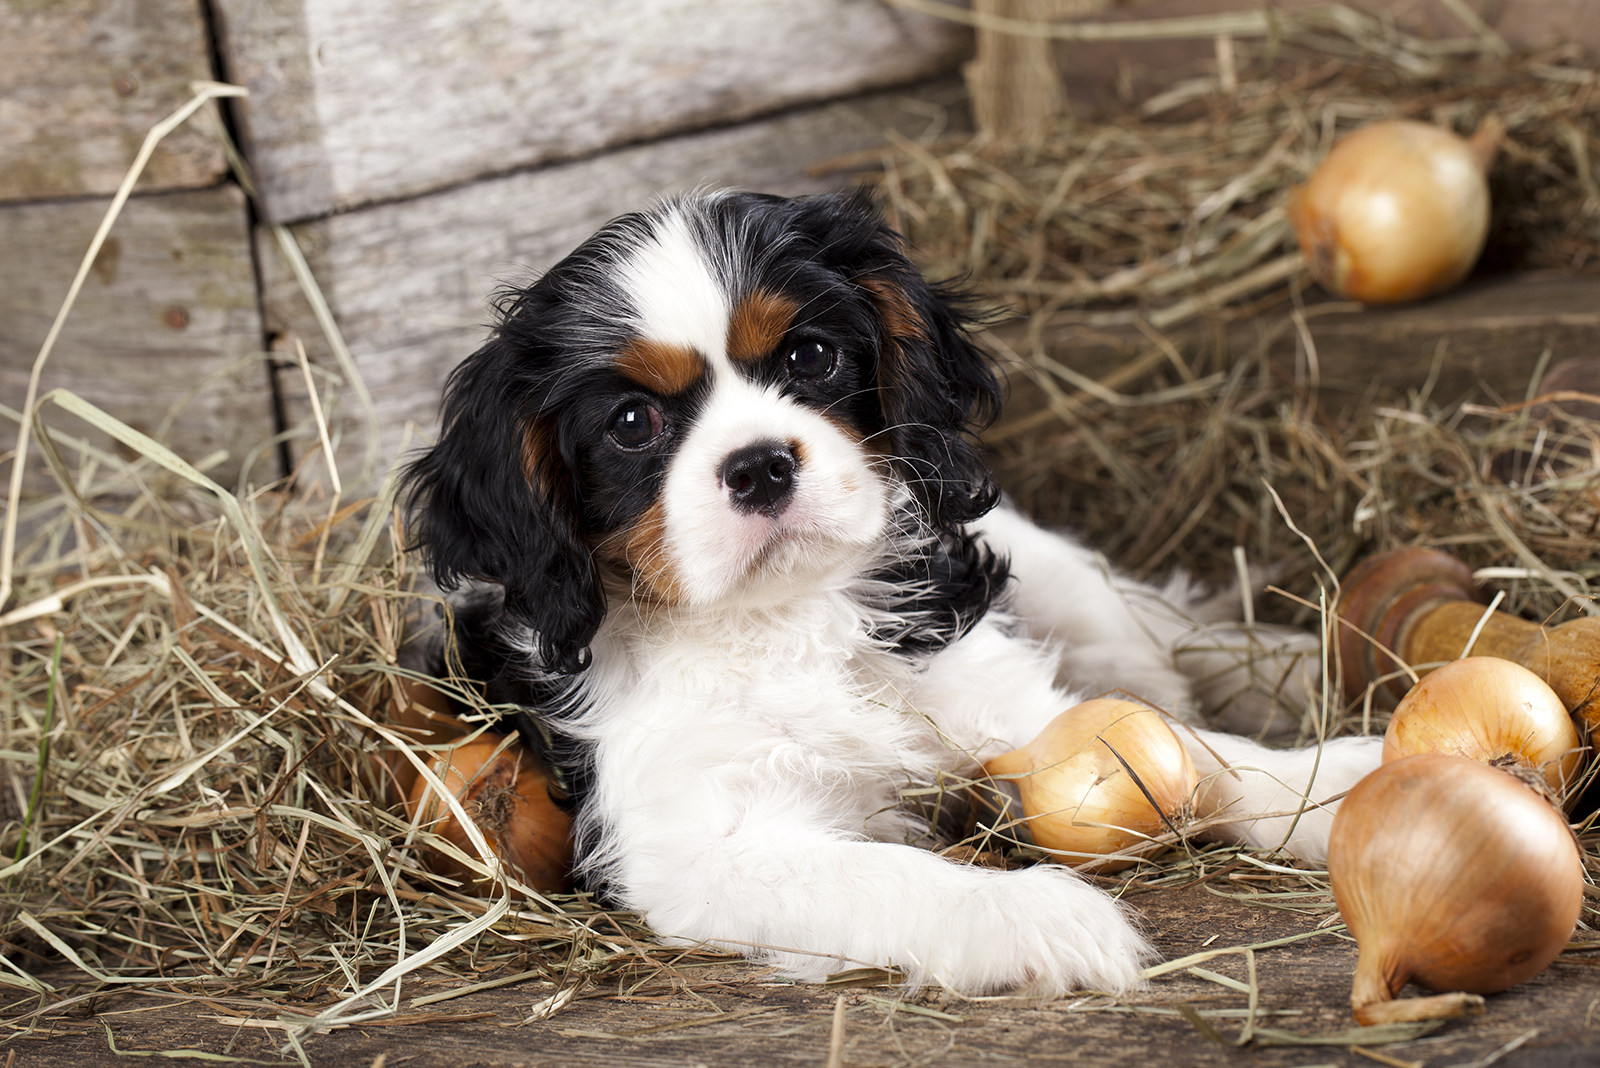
[1354,990,1488,1026]
[1350,948,1404,1021]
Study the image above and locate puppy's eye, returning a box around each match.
[609,403,664,449]
[787,340,836,379]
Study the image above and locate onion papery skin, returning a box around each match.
[982,698,1197,872]
[1383,657,1582,799]
[1288,119,1490,304]
[1329,753,1583,1022]
[406,736,574,894]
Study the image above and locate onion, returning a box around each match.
[382,677,469,804]
[1383,656,1582,800]
[406,735,574,894]
[1288,118,1500,304]
[982,698,1197,871]
[1329,753,1584,1025]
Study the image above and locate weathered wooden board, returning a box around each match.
[0,186,276,490]
[995,272,1600,419]
[256,82,969,484]
[0,0,227,203]
[7,883,1600,1066]
[1276,274,1600,404]
[212,0,969,224]
[1054,0,1600,108]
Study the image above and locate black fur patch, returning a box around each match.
[864,528,1011,655]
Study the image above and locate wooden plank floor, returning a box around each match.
[8,882,1599,1066]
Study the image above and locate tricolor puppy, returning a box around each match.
[402,189,1381,994]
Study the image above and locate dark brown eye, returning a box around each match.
[609,402,663,449]
[787,340,836,379]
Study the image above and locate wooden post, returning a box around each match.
[964,0,1105,141]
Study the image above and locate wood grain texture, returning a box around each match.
[1,186,276,491]
[0,0,227,203]
[213,0,969,223]
[8,883,1600,1066]
[996,271,1600,424]
[1054,0,1600,108]
[257,82,968,483]
[1274,273,1600,403]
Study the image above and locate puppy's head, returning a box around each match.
[403,189,1000,672]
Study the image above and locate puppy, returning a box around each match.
[401,189,1381,995]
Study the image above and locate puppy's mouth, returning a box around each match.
[733,485,882,574]
[730,504,811,565]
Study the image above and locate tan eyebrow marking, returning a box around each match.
[727,289,801,364]
[616,338,705,396]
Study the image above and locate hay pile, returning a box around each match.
[987,354,1600,627]
[0,402,690,1047]
[869,1,1600,318]
[824,3,1600,623]
[0,88,711,1052]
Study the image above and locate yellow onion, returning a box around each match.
[406,735,574,894]
[982,698,1197,872]
[1384,656,1582,800]
[381,677,469,804]
[1329,753,1584,1025]
[1288,118,1500,304]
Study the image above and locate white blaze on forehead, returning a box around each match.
[616,207,732,368]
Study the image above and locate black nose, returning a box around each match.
[721,440,797,515]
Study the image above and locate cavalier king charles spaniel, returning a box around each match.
[401,188,1381,995]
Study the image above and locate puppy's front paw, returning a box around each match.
[915,865,1152,996]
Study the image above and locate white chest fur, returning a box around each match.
[570,591,950,862]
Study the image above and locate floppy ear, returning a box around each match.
[805,189,1002,530]
[863,264,1001,529]
[402,336,604,674]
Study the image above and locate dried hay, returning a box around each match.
[865,1,1600,314]
[810,5,1600,618]
[0,424,717,1050]
[0,86,726,1057]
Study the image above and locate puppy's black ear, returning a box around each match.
[402,336,604,674]
[863,267,1002,529]
[815,189,1003,530]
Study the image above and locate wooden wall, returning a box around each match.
[211,0,967,223]
[2,0,966,491]
[0,0,226,201]
[1,0,271,490]
[0,187,272,482]
[3,0,1594,494]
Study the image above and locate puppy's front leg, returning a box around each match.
[972,505,1200,715]
[610,809,1152,995]
[1180,727,1382,866]
[907,615,1381,868]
